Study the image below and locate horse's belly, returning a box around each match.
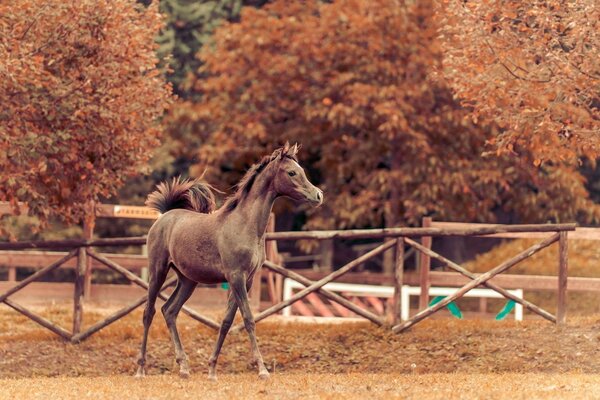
[183,265,226,284]
[171,248,225,284]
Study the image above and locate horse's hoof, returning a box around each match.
[179,369,191,379]
[134,367,146,379]
[258,371,270,380]
[208,373,217,382]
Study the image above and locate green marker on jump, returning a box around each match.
[429,296,463,319]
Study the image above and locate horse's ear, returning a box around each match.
[289,143,300,157]
[281,141,291,158]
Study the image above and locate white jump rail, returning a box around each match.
[401,286,523,321]
[282,279,523,321]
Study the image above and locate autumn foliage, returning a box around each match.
[440,0,599,164]
[0,0,172,225]
[169,0,599,229]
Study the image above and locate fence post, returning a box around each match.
[265,213,284,306]
[319,239,334,272]
[73,247,85,335]
[83,201,95,300]
[8,266,16,282]
[557,231,568,324]
[419,217,432,310]
[393,238,404,324]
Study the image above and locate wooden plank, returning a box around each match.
[264,223,576,241]
[3,298,72,340]
[0,281,228,307]
[419,217,432,310]
[330,298,352,317]
[430,222,598,240]
[72,294,148,343]
[0,251,147,271]
[0,224,578,250]
[0,237,147,251]
[393,233,560,333]
[83,206,95,300]
[72,248,85,335]
[393,238,404,324]
[95,204,159,220]
[364,296,385,314]
[557,231,569,324]
[305,293,335,317]
[291,298,314,316]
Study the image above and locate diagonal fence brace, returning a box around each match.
[71,275,178,343]
[263,260,385,325]
[3,297,72,340]
[87,250,220,330]
[0,250,77,303]
[392,233,559,333]
[239,239,396,330]
[403,237,556,323]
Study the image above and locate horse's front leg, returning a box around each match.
[229,273,269,379]
[208,290,238,381]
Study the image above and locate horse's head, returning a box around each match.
[272,142,323,206]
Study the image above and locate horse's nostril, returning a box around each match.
[316,191,323,202]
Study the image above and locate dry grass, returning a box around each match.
[2,305,600,377]
[2,373,600,400]
[2,305,600,398]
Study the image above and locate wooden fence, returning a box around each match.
[0,217,584,340]
[0,237,221,342]
[255,222,575,333]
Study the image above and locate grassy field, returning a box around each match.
[2,305,600,398]
[2,373,600,400]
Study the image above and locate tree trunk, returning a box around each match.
[383,141,402,274]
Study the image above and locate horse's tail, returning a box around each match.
[146,176,217,214]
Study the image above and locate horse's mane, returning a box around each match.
[222,147,298,213]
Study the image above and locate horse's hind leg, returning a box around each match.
[161,273,197,378]
[208,290,238,381]
[135,256,169,378]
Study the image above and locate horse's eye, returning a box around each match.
[288,171,297,177]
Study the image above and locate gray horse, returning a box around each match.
[136,143,323,380]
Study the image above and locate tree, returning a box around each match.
[439,0,599,165]
[0,0,173,228]
[154,0,270,96]
[155,0,242,96]
[168,0,599,233]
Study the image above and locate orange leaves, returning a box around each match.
[1,0,173,226]
[440,0,600,164]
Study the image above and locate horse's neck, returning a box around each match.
[230,167,276,240]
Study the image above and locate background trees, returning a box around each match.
[168,0,600,231]
[2,0,598,241]
[440,0,599,165]
[0,0,173,228]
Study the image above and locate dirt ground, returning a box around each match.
[3,373,600,400]
[2,305,600,398]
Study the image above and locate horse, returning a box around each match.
[135,142,323,380]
